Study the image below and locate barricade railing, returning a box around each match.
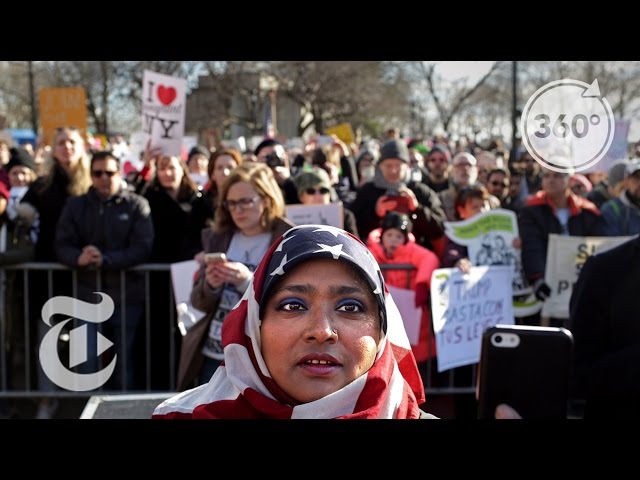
[0,262,475,399]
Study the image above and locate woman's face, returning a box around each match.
[212,155,238,189]
[53,130,84,172]
[457,197,487,220]
[299,184,331,205]
[261,258,381,404]
[225,180,266,236]
[156,156,184,192]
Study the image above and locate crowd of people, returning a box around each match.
[1,127,639,419]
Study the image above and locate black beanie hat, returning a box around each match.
[381,211,412,241]
[188,145,210,162]
[379,139,409,164]
[6,147,36,173]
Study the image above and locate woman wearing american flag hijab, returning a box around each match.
[154,224,430,419]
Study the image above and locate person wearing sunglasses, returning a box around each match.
[54,151,154,390]
[177,163,294,391]
[293,167,359,237]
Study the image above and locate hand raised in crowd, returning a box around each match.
[533,278,552,302]
[143,139,163,169]
[271,165,290,184]
[455,258,472,273]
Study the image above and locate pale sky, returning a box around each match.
[435,61,496,83]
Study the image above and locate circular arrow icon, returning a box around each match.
[521,79,615,173]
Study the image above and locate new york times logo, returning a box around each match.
[39,293,116,391]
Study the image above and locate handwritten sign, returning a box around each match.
[38,87,87,146]
[542,234,633,319]
[285,202,343,229]
[142,70,187,157]
[430,266,513,372]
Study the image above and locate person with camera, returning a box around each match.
[254,139,299,205]
[350,139,446,252]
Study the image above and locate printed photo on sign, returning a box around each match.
[444,208,540,317]
[430,266,513,372]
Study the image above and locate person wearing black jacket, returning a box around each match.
[569,235,640,418]
[55,151,154,389]
[350,139,445,251]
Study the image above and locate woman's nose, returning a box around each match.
[304,308,338,343]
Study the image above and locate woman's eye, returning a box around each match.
[337,302,364,313]
[278,300,306,311]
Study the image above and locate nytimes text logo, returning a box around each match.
[39,293,116,391]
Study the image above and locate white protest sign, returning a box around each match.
[386,285,421,345]
[142,70,187,157]
[285,202,343,229]
[431,266,513,372]
[542,234,633,319]
[170,260,206,335]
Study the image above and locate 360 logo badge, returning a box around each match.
[521,79,615,173]
[39,293,116,391]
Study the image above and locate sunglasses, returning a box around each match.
[91,170,118,178]
[305,187,330,195]
[490,181,508,188]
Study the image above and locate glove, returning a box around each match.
[533,278,552,301]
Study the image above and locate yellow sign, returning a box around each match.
[39,87,87,146]
[325,123,355,145]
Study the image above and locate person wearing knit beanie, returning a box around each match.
[379,139,410,164]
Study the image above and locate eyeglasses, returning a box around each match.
[305,187,330,195]
[91,170,118,178]
[490,181,508,188]
[223,196,260,211]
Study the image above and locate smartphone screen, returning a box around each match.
[477,324,573,419]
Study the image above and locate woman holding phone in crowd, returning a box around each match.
[176,163,294,390]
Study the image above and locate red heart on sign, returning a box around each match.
[157,85,177,105]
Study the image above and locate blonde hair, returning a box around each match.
[41,127,91,196]
[214,163,284,233]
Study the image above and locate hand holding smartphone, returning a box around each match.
[204,252,227,265]
[477,324,573,419]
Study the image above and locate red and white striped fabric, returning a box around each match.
[153,225,425,419]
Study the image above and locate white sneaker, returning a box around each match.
[36,399,59,419]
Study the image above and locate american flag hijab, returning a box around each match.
[153,225,425,419]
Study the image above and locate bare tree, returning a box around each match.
[268,61,410,137]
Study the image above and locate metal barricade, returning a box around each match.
[0,262,475,399]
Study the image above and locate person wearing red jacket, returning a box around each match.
[366,211,440,370]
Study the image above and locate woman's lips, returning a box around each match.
[298,353,342,376]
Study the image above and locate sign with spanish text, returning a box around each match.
[430,266,513,372]
[142,70,187,157]
[285,202,343,229]
[38,87,87,146]
[542,234,634,319]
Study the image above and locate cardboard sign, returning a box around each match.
[38,87,87,146]
[285,203,343,229]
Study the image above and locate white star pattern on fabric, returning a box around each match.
[312,226,347,238]
[314,243,348,260]
[275,234,295,252]
[270,254,288,276]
